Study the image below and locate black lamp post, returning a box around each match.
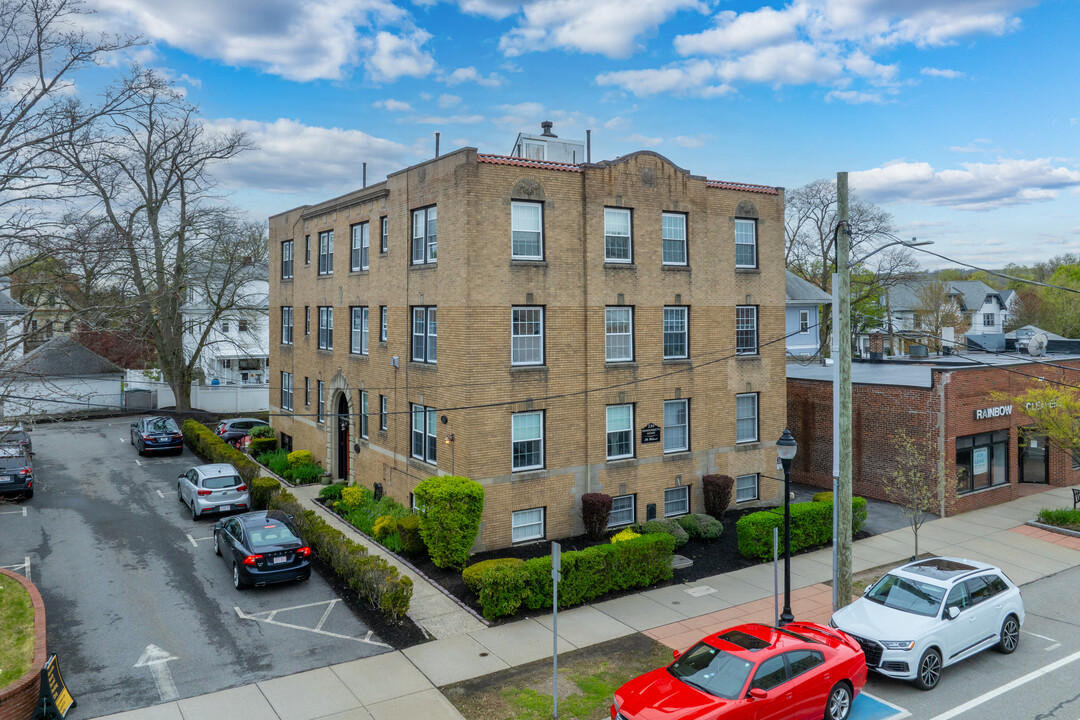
[777,429,798,626]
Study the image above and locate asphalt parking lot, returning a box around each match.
[0,417,390,719]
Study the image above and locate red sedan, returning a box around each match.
[612,622,866,720]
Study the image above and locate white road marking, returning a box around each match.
[315,600,338,631]
[186,534,197,548]
[235,602,390,648]
[134,458,141,466]
[861,691,910,720]
[1023,630,1058,643]
[927,649,1080,720]
[156,490,165,499]
[1046,643,1062,651]
[134,644,179,702]
[0,557,30,581]
[0,507,27,516]
[185,534,213,547]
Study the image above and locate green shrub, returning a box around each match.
[610,528,641,543]
[249,425,275,439]
[249,437,278,455]
[414,475,485,570]
[462,558,525,593]
[250,477,281,510]
[812,491,833,503]
[675,513,723,540]
[289,464,325,484]
[474,533,675,619]
[319,483,347,502]
[343,494,411,537]
[181,419,261,481]
[268,489,412,620]
[373,515,396,542]
[287,450,315,468]
[736,497,869,561]
[703,474,734,519]
[633,519,689,548]
[396,515,425,555]
[257,448,290,476]
[1038,507,1080,528]
[340,486,371,508]
[811,493,869,534]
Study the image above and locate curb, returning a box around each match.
[0,568,47,720]
[1025,520,1080,539]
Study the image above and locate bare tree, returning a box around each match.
[912,279,969,352]
[52,81,255,409]
[883,431,938,559]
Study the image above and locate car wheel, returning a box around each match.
[825,682,853,720]
[214,533,221,556]
[914,647,942,690]
[233,564,246,590]
[136,440,144,456]
[997,615,1020,654]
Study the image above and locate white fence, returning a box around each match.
[123,370,268,412]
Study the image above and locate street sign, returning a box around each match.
[641,423,661,444]
[551,541,562,582]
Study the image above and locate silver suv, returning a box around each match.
[177,464,250,520]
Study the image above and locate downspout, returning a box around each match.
[938,371,950,517]
[581,162,590,494]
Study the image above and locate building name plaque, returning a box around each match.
[974,405,1012,421]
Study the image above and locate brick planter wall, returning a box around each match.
[0,568,46,720]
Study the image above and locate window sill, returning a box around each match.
[280,277,293,282]
[735,441,760,451]
[604,262,636,269]
[662,358,691,366]
[511,468,546,480]
[735,496,760,504]
[606,457,637,468]
[735,267,760,274]
[735,354,761,360]
[348,269,370,276]
[408,361,437,371]
[511,259,547,267]
[408,457,437,471]
[316,273,335,279]
[510,364,548,374]
[663,451,692,461]
[317,348,334,355]
[409,262,437,270]
[957,483,1011,498]
[661,264,690,272]
[605,361,637,369]
[348,353,370,361]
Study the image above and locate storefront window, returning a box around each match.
[956,430,1009,494]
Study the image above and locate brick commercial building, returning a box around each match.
[268,128,789,550]
[787,351,1080,517]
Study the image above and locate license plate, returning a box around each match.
[218,504,230,512]
[0,475,11,483]
[273,556,287,565]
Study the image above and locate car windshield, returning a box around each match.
[202,474,241,489]
[147,418,178,433]
[248,524,299,549]
[866,573,946,617]
[668,642,755,700]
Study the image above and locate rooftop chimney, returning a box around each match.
[540,121,556,138]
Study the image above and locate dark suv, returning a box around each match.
[215,418,267,445]
[0,447,33,500]
[0,424,33,454]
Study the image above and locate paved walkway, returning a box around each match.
[93,486,1080,720]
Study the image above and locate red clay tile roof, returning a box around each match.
[706,180,779,195]
[477,154,582,172]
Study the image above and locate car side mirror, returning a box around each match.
[863,585,872,595]
[749,688,768,700]
[672,649,681,660]
[131,423,138,429]
[947,606,960,620]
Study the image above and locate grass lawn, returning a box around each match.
[0,574,34,689]
[442,633,673,720]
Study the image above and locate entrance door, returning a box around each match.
[336,394,349,480]
[1019,432,1048,484]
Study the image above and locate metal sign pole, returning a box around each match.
[773,527,779,627]
[552,541,562,719]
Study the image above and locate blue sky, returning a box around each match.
[78,0,1079,269]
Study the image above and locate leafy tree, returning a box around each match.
[912,279,970,352]
[883,431,939,559]
[1005,386,1080,458]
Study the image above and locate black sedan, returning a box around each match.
[130,416,184,455]
[213,511,312,590]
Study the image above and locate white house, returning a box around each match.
[1,335,123,418]
[785,271,831,357]
[0,279,28,364]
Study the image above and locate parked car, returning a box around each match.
[213,510,311,589]
[611,622,866,720]
[830,556,1024,691]
[177,463,250,520]
[0,447,33,500]
[215,417,267,445]
[0,423,32,454]
[130,416,184,455]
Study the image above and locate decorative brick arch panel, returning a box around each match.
[326,371,355,483]
[0,568,47,720]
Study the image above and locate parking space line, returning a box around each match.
[1,557,31,581]
[185,534,215,548]
[0,507,27,516]
[1022,630,1062,651]
[134,458,141,466]
[315,600,338,631]
[235,602,390,648]
[927,649,1080,720]
[156,490,165,499]
[858,691,910,720]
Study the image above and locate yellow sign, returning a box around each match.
[41,654,76,717]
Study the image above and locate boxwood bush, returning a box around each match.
[319,483,347,502]
[674,513,724,540]
[736,497,869,561]
[811,492,869,535]
[250,477,281,510]
[181,419,261,481]
[414,475,485,570]
[249,425,275,439]
[249,437,278,455]
[632,518,689,548]
[462,558,525,593]
[268,489,412,620]
[396,515,425,556]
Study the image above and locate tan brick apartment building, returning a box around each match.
[268,136,788,550]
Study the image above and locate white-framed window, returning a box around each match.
[350,306,369,355]
[281,240,293,279]
[511,201,543,259]
[736,474,759,502]
[318,229,334,275]
[604,208,632,262]
[360,390,369,438]
[511,411,544,471]
[317,380,325,422]
[736,393,758,443]
[380,306,388,342]
[800,309,811,333]
[280,372,293,411]
[736,306,758,355]
[380,216,388,253]
[735,218,757,268]
[351,222,369,272]
[222,321,230,333]
[411,306,437,363]
[662,212,687,265]
[608,494,636,527]
[512,507,545,542]
[380,395,387,430]
[412,206,437,264]
[664,399,689,453]
[411,404,437,463]
[606,404,634,460]
[984,312,996,327]
[664,486,689,517]
[511,306,544,366]
[663,306,688,359]
[605,306,633,362]
[281,306,293,345]
[318,306,333,350]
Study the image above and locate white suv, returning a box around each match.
[830,557,1024,691]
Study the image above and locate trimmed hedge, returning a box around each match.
[319,483,347,502]
[269,489,412,620]
[462,558,524,593]
[675,513,724,540]
[396,515,425,556]
[414,476,485,570]
[287,450,315,468]
[736,497,869,561]
[181,419,261,481]
[703,474,734,519]
[633,519,689,548]
[474,533,675,619]
[251,477,281,510]
[249,425,275,439]
[249,437,278,455]
[811,492,869,535]
[581,493,613,540]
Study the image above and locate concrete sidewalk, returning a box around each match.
[93,485,1080,720]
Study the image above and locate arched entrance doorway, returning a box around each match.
[336,393,349,480]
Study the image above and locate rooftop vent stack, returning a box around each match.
[435,132,440,158]
[541,120,556,137]
[586,129,592,163]
[362,162,367,188]
[910,344,929,358]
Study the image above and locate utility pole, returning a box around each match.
[836,172,853,608]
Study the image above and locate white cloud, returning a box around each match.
[408,114,486,124]
[363,30,436,82]
[442,66,503,87]
[851,157,1080,211]
[202,117,410,194]
[825,89,882,104]
[596,61,733,97]
[674,5,806,55]
[674,135,708,148]
[438,93,462,108]
[374,99,413,111]
[627,133,662,147]
[922,67,965,79]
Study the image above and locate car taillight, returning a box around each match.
[217,427,226,434]
[197,489,212,496]
[236,485,247,492]
[296,547,311,558]
[172,434,182,440]
[242,554,262,566]
[19,468,30,476]
[142,434,152,441]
